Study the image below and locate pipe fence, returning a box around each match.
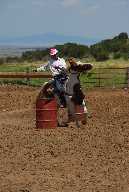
[81,67,129,88]
[0,67,129,88]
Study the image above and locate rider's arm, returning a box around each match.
[56,58,67,73]
[55,58,67,70]
[60,58,67,69]
[36,62,50,72]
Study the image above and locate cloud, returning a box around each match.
[7,4,23,9]
[61,0,80,7]
[113,0,129,6]
[5,0,28,10]
[31,0,46,7]
[80,5,100,16]
[4,0,46,10]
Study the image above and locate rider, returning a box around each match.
[35,48,68,107]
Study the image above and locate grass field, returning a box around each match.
[0,61,48,86]
[81,59,129,88]
[0,59,129,87]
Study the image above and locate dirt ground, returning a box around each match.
[0,85,129,192]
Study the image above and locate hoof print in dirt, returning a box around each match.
[19,189,30,192]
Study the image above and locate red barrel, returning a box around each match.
[36,98,57,129]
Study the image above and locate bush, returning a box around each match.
[90,46,109,61]
[113,52,121,59]
[0,58,5,65]
[118,32,128,40]
[56,43,90,58]
[95,50,109,61]
[121,53,129,60]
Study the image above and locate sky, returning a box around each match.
[0,0,129,41]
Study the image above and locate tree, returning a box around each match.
[118,32,128,40]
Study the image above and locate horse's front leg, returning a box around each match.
[66,97,88,126]
[81,99,88,124]
[57,104,69,127]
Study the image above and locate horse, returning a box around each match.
[38,60,93,127]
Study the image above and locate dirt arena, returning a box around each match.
[0,85,129,192]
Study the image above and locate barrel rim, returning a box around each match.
[37,97,56,100]
[36,109,57,111]
[36,120,57,122]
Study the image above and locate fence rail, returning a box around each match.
[0,72,52,78]
[82,67,129,88]
[0,67,129,88]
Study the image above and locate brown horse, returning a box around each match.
[38,58,93,127]
[65,58,93,126]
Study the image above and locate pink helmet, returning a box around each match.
[49,48,58,56]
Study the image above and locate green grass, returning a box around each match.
[0,61,49,86]
[82,58,129,68]
[80,67,127,88]
[0,59,129,87]
[79,58,129,88]
[0,61,44,72]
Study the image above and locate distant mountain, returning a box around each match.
[0,46,45,57]
[0,33,100,46]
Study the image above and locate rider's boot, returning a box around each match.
[59,92,67,108]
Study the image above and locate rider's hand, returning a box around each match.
[54,66,59,70]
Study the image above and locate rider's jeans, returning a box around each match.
[53,75,66,93]
[52,76,66,106]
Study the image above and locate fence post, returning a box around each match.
[98,69,101,87]
[26,67,30,85]
[127,67,129,88]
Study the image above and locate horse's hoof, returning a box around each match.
[58,123,68,127]
[81,120,87,125]
[87,114,92,118]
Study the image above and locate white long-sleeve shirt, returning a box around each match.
[37,57,67,76]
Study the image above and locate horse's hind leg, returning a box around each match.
[66,97,80,127]
[66,96,74,121]
[57,107,69,127]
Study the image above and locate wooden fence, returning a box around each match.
[0,72,52,86]
[82,67,129,88]
[0,72,52,78]
[0,67,129,88]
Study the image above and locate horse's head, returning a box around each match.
[68,57,78,71]
[66,58,93,105]
[68,58,93,73]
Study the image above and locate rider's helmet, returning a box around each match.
[49,48,58,56]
